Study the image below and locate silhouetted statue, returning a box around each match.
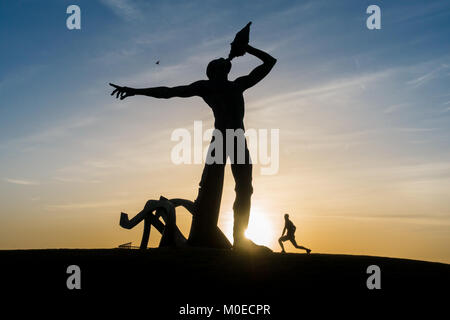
[278,214,311,254]
[110,22,276,250]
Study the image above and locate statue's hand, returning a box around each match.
[109,83,135,100]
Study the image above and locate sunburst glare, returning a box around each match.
[244,208,275,247]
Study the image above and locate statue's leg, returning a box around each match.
[188,162,226,246]
[231,139,253,246]
[171,198,232,249]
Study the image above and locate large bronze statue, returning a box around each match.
[111,22,276,251]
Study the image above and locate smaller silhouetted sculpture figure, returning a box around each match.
[119,196,231,250]
[278,214,311,254]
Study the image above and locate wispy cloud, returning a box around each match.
[345,162,450,185]
[313,213,450,225]
[396,127,437,133]
[99,0,143,22]
[28,117,97,143]
[407,64,450,88]
[407,69,439,88]
[250,69,394,112]
[0,64,46,91]
[53,177,101,184]
[383,103,409,114]
[441,101,450,112]
[46,200,129,210]
[1,116,97,150]
[284,128,376,151]
[4,178,39,185]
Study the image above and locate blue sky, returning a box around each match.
[0,0,450,261]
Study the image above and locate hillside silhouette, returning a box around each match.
[1,248,448,316]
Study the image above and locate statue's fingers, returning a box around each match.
[109,83,119,89]
[116,90,121,99]
[111,89,118,96]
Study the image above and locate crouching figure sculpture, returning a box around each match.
[119,196,232,250]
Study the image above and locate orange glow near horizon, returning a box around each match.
[1,158,450,264]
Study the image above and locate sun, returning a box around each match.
[244,209,275,247]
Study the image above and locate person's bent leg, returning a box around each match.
[278,237,287,252]
[290,238,310,253]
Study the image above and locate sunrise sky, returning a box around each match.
[1,0,449,263]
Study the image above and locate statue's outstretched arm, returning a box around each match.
[109,80,206,100]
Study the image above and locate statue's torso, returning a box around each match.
[201,80,245,132]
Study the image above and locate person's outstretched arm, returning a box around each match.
[281,226,287,237]
[109,81,206,100]
[235,44,277,91]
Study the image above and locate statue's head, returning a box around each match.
[284,213,289,220]
[206,58,231,80]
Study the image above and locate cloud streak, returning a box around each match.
[4,178,39,186]
[407,64,450,88]
[46,200,129,210]
[249,69,394,112]
[99,0,143,22]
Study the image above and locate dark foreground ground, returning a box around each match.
[1,248,449,317]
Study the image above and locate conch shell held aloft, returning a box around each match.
[228,22,252,60]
